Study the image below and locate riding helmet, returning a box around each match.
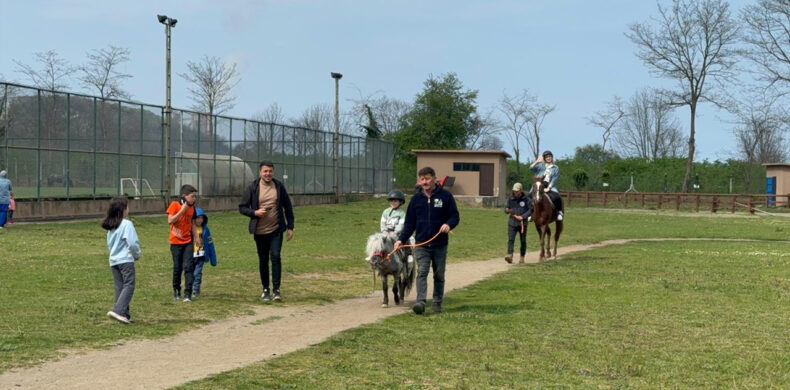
[542,150,553,158]
[387,189,406,202]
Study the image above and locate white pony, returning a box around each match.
[365,232,416,308]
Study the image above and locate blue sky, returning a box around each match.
[0,0,752,162]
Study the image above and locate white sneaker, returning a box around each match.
[107,311,130,324]
[527,216,532,222]
[557,211,564,221]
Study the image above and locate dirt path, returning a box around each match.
[0,238,765,389]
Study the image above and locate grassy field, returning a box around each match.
[0,199,788,377]
[177,240,790,389]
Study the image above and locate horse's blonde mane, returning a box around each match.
[365,232,391,258]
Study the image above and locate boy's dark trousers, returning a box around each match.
[170,243,194,296]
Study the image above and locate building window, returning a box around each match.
[453,162,480,171]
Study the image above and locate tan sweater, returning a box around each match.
[255,179,280,235]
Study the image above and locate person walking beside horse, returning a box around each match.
[504,182,531,264]
[530,150,564,221]
[394,167,459,315]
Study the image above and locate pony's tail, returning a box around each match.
[402,250,417,298]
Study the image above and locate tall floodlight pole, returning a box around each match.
[331,72,342,203]
[158,14,177,205]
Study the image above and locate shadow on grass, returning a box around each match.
[450,302,534,315]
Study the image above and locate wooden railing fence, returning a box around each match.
[564,191,789,214]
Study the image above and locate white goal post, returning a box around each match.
[120,178,156,198]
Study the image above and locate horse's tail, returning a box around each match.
[401,249,416,298]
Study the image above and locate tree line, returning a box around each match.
[5,0,790,193]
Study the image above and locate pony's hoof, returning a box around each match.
[381,303,389,308]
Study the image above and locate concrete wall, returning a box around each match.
[13,194,373,221]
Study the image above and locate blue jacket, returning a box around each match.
[107,219,141,266]
[399,184,460,247]
[505,192,532,228]
[193,207,217,266]
[0,176,11,204]
[530,162,560,193]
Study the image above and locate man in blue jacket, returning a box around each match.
[395,166,460,315]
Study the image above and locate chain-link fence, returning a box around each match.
[0,82,393,200]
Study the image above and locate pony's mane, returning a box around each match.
[365,232,393,257]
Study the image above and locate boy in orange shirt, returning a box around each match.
[167,184,198,301]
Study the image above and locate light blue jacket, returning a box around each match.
[107,219,141,266]
[530,162,560,193]
[0,177,11,204]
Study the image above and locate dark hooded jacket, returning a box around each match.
[193,206,218,266]
[239,178,295,234]
[399,184,459,247]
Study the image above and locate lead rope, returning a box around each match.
[385,230,453,260]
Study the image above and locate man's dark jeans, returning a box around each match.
[507,225,527,256]
[254,230,283,291]
[414,245,448,305]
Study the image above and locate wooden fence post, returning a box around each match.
[585,192,590,207]
[748,198,754,214]
[695,195,700,212]
[712,195,718,213]
[731,196,737,213]
[624,192,629,208]
[641,193,645,207]
[675,194,680,211]
[658,194,663,209]
[603,192,608,208]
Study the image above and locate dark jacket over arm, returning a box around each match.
[239,178,295,234]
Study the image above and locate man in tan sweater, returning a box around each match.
[239,161,295,301]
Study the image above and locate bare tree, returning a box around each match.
[466,109,500,150]
[742,0,790,91]
[733,93,788,163]
[497,90,535,175]
[350,92,410,138]
[14,50,75,90]
[628,0,739,191]
[614,88,686,160]
[290,103,333,131]
[477,135,504,150]
[525,103,556,160]
[79,45,132,99]
[180,55,241,116]
[587,96,624,150]
[253,102,285,124]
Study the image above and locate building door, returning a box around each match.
[479,164,494,196]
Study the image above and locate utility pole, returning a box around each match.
[158,14,177,205]
[331,72,342,203]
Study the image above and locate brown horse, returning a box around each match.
[531,180,563,261]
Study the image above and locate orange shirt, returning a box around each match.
[166,201,195,244]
